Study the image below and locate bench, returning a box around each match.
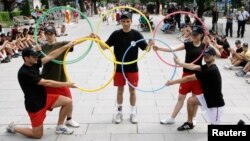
[13,16,35,26]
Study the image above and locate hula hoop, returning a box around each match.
[34,6,94,64]
[153,11,208,67]
[63,38,117,92]
[96,6,153,65]
[121,38,177,92]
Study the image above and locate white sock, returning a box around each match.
[131,106,136,114]
[14,50,18,54]
[57,124,65,128]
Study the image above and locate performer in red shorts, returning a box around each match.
[96,12,154,124]
[6,43,76,138]
[154,25,205,125]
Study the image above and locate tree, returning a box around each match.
[78,0,84,12]
[21,0,31,17]
[41,0,49,9]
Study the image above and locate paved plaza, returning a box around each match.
[0,14,250,141]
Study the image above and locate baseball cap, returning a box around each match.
[204,46,216,56]
[120,12,132,19]
[235,40,241,44]
[22,47,39,58]
[45,25,56,34]
[192,25,204,35]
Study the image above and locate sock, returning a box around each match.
[66,117,72,121]
[2,54,6,59]
[57,124,65,128]
[131,106,136,114]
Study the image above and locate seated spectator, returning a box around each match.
[178,25,192,42]
[235,61,250,77]
[60,24,68,36]
[0,40,10,63]
[224,42,248,69]
[209,35,230,58]
[161,17,175,32]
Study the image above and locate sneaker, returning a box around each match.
[6,122,16,133]
[65,119,80,128]
[236,70,246,77]
[246,79,250,84]
[56,125,74,135]
[160,117,175,124]
[114,113,123,124]
[177,122,194,131]
[1,58,10,63]
[130,114,138,124]
[224,64,232,70]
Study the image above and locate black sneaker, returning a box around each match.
[177,122,194,131]
[1,58,10,63]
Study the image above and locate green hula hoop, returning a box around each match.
[34,6,94,64]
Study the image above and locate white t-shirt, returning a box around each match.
[237,10,249,21]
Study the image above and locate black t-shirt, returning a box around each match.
[184,42,205,73]
[106,29,147,72]
[18,59,47,113]
[195,64,225,108]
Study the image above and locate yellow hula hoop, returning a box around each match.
[63,37,117,92]
[96,6,153,65]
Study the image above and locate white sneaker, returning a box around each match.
[130,114,138,124]
[224,64,232,70]
[6,122,16,133]
[160,117,175,124]
[56,125,74,135]
[246,79,250,84]
[65,119,80,128]
[115,113,123,124]
[193,118,197,126]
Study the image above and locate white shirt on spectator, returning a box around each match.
[237,10,249,21]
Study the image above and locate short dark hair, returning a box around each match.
[243,43,248,47]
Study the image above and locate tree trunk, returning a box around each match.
[197,0,205,18]
[93,1,98,15]
[156,1,160,14]
[78,0,84,13]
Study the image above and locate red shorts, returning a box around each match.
[28,94,58,127]
[114,72,138,86]
[45,87,72,99]
[179,72,202,95]
[221,50,229,58]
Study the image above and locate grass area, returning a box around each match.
[0,20,14,28]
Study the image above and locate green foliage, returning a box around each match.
[21,0,31,16]
[0,11,10,21]
[0,12,13,28]
[11,11,22,17]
